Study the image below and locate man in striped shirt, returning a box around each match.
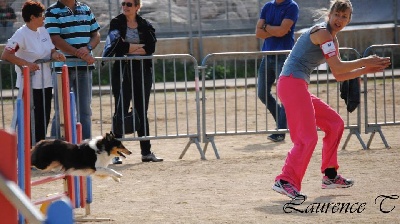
[45,0,100,140]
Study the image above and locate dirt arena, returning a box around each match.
[30,113,400,223]
[3,72,388,223]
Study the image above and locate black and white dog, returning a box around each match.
[31,132,132,182]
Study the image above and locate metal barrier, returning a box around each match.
[362,44,400,148]
[0,54,204,159]
[97,55,204,159]
[1,48,399,161]
[199,48,365,158]
[0,60,17,129]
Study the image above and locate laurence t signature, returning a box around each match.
[282,194,399,214]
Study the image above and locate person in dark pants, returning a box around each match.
[103,0,162,164]
[255,0,299,142]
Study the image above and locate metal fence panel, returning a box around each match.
[362,44,400,148]
[0,54,205,159]
[199,49,364,158]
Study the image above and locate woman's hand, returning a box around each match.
[364,55,391,69]
[26,62,40,72]
[51,51,66,62]
[129,44,145,54]
[362,55,391,74]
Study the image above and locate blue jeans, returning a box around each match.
[51,69,92,140]
[258,55,287,130]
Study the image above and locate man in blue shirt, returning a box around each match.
[45,0,100,140]
[255,0,299,142]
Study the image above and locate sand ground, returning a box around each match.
[16,77,399,223]
[30,118,400,224]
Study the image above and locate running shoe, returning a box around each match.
[272,180,307,200]
[322,175,354,189]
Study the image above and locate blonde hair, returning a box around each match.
[328,0,353,20]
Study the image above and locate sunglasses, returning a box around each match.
[121,2,133,7]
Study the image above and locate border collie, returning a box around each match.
[31,132,132,182]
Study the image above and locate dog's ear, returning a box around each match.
[105,132,112,141]
[109,131,115,137]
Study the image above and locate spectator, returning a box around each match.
[0,0,16,42]
[1,0,65,144]
[272,0,391,200]
[45,0,100,140]
[255,0,299,142]
[103,0,162,164]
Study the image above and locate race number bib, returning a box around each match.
[320,40,337,59]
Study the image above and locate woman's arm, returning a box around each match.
[128,44,145,55]
[138,18,157,55]
[310,29,390,81]
[1,49,40,72]
[332,66,373,81]
[50,49,66,62]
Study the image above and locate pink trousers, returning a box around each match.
[275,75,344,191]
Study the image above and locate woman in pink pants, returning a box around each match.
[272,0,391,200]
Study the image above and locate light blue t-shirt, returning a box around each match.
[45,1,100,70]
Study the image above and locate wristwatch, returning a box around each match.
[262,23,267,32]
[87,43,93,51]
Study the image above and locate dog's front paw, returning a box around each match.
[115,172,123,178]
[112,176,121,182]
[112,172,122,182]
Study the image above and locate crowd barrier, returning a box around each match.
[362,44,400,148]
[199,48,365,158]
[0,47,398,160]
[98,55,204,159]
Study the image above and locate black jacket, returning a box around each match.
[103,14,157,96]
[103,13,156,57]
[340,77,360,113]
[102,13,157,70]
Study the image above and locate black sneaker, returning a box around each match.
[268,134,285,142]
[112,157,122,164]
[141,153,163,162]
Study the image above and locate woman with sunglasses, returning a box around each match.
[103,0,162,164]
[1,0,65,145]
